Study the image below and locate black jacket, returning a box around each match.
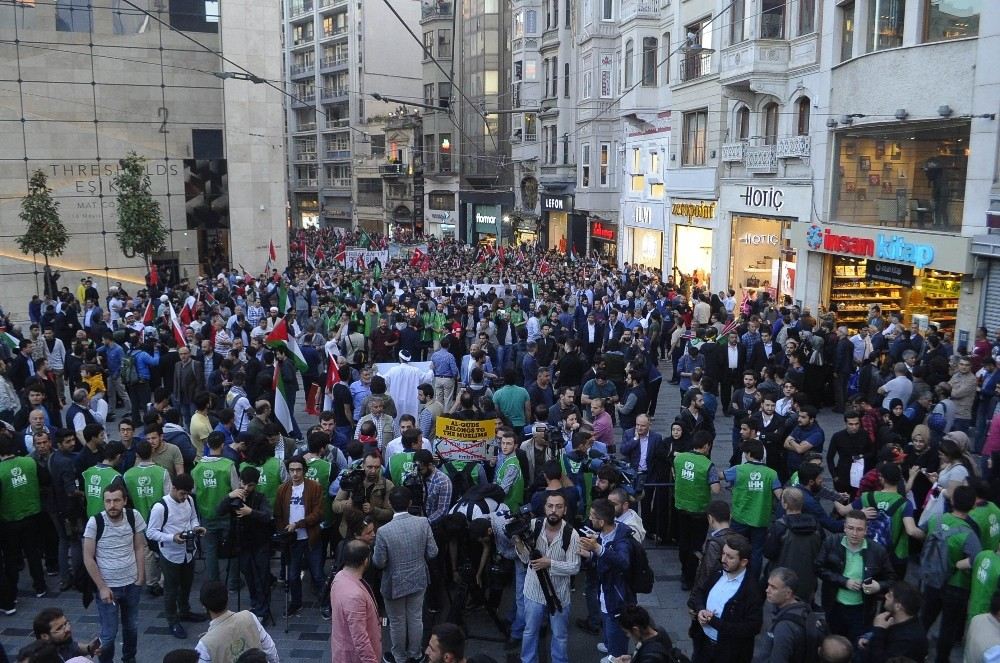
[218,488,273,548]
[689,568,763,663]
[826,428,870,490]
[815,535,895,623]
[763,513,823,601]
[757,601,812,663]
[863,616,928,663]
[631,628,676,663]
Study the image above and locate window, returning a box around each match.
[169,0,218,33]
[524,113,537,141]
[424,84,435,108]
[796,97,810,136]
[866,0,904,52]
[681,18,713,81]
[551,56,558,98]
[631,175,644,192]
[798,0,816,35]
[631,148,641,173]
[423,30,434,55]
[661,32,670,84]
[600,143,610,186]
[564,63,570,97]
[730,0,746,44]
[600,54,613,97]
[641,37,657,86]
[526,9,537,33]
[650,151,661,175]
[429,191,455,210]
[514,61,523,82]
[485,70,499,96]
[513,10,524,38]
[925,0,980,42]
[763,103,779,145]
[423,135,436,171]
[56,0,92,32]
[542,59,549,94]
[525,60,537,80]
[549,128,558,164]
[682,110,708,166]
[761,0,785,39]
[565,0,571,28]
[650,183,664,198]
[370,135,386,158]
[736,106,751,140]
[438,29,452,58]
[562,135,569,165]
[601,0,612,21]
[583,70,593,99]
[840,2,855,62]
[624,40,634,87]
[438,83,451,108]
[553,0,558,30]
[581,144,591,187]
[439,134,452,172]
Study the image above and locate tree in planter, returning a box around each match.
[16,169,69,297]
[113,151,167,271]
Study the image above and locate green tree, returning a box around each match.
[113,151,167,270]
[16,169,68,272]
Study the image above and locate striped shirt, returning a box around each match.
[521,520,580,608]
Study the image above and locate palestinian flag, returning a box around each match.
[358,230,372,249]
[167,302,187,348]
[356,254,366,271]
[265,316,307,373]
[410,247,424,267]
[277,283,292,313]
[273,362,295,436]
[1,331,19,352]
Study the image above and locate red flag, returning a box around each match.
[325,354,341,391]
[498,246,506,266]
[539,258,551,276]
[476,247,486,264]
[315,247,325,262]
[410,248,424,267]
[356,254,366,271]
[269,239,277,262]
[421,255,431,271]
[167,302,187,348]
[149,264,159,287]
[142,300,154,325]
[334,249,346,264]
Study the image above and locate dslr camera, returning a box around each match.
[502,504,536,540]
[339,468,369,507]
[178,529,201,554]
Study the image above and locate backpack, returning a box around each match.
[776,605,829,661]
[528,517,574,552]
[442,461,478,506]
[147,495,197,555]
[927,401,948,433]
[121,351,139,386]
[920,515,974,589]
[862,492,907,550]
[74,509,137,604]
[624,532,655,594]
[847,368,861,398]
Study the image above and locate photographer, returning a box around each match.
[191,431,240,583]
[517,492,581,663]
[332,450,393,537]
[274,456,324,617]
[519,423,561,498]
[413,449,453,525]
[146,473,208,639]
[217,466,273,623]
[560,429,605,518]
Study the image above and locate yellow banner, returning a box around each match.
[433,417,497,462]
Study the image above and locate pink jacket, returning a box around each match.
[329,569,382,663]
[983,413,1000,458]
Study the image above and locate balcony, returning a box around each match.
[678,52,713,83]
[290,63,314,77]
[320,56,348,70]
[296,178,318,188]
[421,0,452,19]
[744,144,777,174]
[292,92,316,106]
[326,177,352,189]
[620,0,664,21]
[289,2,313,18]
[324,118,350,130]
[721,142,745,163]
[294,150,317,161]
[294,122,317,133]
[719,39,790,87]
[318,0,346,9]
[325,149,351,160]
[379,163,406,177]
[321,88,349,102]
[775,135,810,159]
[321,27,348,41]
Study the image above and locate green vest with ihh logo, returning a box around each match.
[673,452,713,514]
[0,456,41,522]
[389,451,416,487]
[306,457,333,525]
[497,455,524,512]
[83,464,122,518]
[241,457,281,510]
[124,463,167,521]
[731,462,777,528]
[193,457,235,527]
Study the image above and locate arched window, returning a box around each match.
[736,106,751,140]
[763,102,779,145]
[796,96,811,136]
[624,39,634,87]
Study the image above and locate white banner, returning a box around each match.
[341,248,389,268]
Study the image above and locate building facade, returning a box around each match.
[0,0,286,308]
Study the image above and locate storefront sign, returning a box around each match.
[739,186,784,212]
[592,222,616,241]
[474,204,500,235]
[671,200,716,220]
[633,206,653,224]
[866,259,915,287]
[541,194,573,212]
[804,224,936,269]
[740,233,779,246]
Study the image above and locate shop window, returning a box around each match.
[763,103,779,145]
[624,40,634,88]
[840,1,855,62]
[600,143,610,186]
[761,0,785,39]
[682,110,708,166]
[796,97,810,136]
[730,0,746,44]
[831,123,969,231]
[736,106,751,140]
[581,144,591,187]
[641,37,657,87]
[866,0,904,52]
[798,0,816,35]
[924,0,980,42]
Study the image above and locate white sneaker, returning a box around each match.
[597,643,608,654]
[599,656,612,663]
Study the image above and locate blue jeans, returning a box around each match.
[584,565,601,628]
[521,596,569,663]
[289,538,324,608]
[601,610,629,657]
[333,425,352,450]
[732,521,767,579]
[496,344,514,373]
[508,560,527,639]
[201,526,229,582]
[95,583,140,663]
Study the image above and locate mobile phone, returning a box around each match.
[579,526,598,538]
[862,577,874,585]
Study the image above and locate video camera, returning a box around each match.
[502,504,536,540]
[402,472,424,515]
[339,468,369,507]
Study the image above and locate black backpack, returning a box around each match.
[775,605,828,661]
[442,461,478,505]
[624,530,655,594]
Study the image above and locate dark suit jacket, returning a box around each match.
[619,430,671,482]
[700,341,726,381]
[689,569,764,663]
[577,324,606,359]
[8,353,34,391]
[172,359,205,404]
[748,341,784,374]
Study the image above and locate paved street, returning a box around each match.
[0,362,961,662]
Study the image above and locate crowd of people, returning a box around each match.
[0,228,998,663]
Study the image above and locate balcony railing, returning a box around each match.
[292,35,314,46]
[775,135,810,159]
[325,149,351,160]
[721,142,746,163]
[620,0,663,21]
[325,118,349,129]
[318,0,346,8]
[421,0,452,18]
[320,56,348,69]
[294,122,317,132]
[321,27,348,39]
[293,92,316,104]
[294,150,317,161]
[290,63,314,76]
[289,2,313,17]
[379,163,406,176]
[296,178,318,187]
[679,51,712,82]
[327,177,352,189]
[321,88,349,101]
[745,144,777,174]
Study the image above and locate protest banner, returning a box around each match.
[433,416,497,462]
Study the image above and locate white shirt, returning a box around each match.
[383,436,433,464]
[703,569,748,641]
[146,495,201,564]
[728,345,740,369]
[289,483,307,540]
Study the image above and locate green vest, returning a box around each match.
[673,452,713,514]
[193,456,235,526]
[82,465,122,518]
[497,455,524,512]
[730,462,777,528]
[931,513,979,590]
[123,463,167,521]
[428,312,447,341]
[0,456,41,522]
[241,458,281,509]
[968,550,1000,621]
[420,312,435,342]
[970,501,1000,553]
[389,451,417,487]
[863,491,910,559]
[305,457,333,525]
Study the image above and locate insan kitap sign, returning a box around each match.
[805,223,935,269]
